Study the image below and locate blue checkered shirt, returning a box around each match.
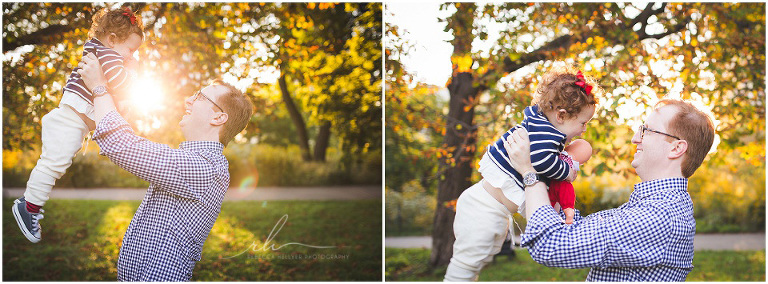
[521,178,695,281]
[93,111,229,281]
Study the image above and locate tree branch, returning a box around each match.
[475,34,576,91]
[638,17,690,40]
[3,24,76,53]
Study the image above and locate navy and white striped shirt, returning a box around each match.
[486,105,570,188]
[63,38,130,104]
[522,178,695,281]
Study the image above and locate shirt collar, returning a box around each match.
[524,105,541,119]
[180,141,224,154]
[630,177,688,202]
[90,38,105,47]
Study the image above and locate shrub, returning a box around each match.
[385,180,436,236]
[3,143,382,188]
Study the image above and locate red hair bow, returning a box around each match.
[122,8,137,25]
[574,71,593,96]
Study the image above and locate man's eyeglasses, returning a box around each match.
[638,125,681,141]
[192,90,225,113]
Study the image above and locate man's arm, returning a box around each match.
[503,129,672,269]
[502,128,551,219]
[91,112,213,201]
[77,52,117,124]
[521,204,672,269]
[77,53,211,201]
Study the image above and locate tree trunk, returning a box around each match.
[429,72,479,267]
[278,73,312,161]
[313,120,332,162]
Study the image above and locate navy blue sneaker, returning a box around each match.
[12,197,44,243]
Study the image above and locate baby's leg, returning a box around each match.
[24,105,90,206]
[445,182,510,281]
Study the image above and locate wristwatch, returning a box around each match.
[522,171,539,187]
[92,85,109,97]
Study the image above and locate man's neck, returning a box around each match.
[640,173,685,182]
[183,129,221,143]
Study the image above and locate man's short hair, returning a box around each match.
[655,99,715,178]
[210,79,253,145]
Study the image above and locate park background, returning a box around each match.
[385,2,765,281]
[2,3,381,281]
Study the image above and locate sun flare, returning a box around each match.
[125,74,167,133]
[128,75,165,115]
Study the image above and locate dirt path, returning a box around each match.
[385,233,766,251]
[3,185,381,201]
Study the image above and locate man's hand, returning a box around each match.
[503,128,535,175]
[77,52,117,125]
[76,52,108,90]
[504,128,551,220]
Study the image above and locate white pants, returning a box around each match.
[24,105,92,206]
[445,181,513,281]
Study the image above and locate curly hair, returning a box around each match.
[88,7,144,43]
[531,64,602,119]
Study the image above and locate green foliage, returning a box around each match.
[385,181,436,236]
[689,152,766,233]
[227,143,381,187]
[385,248,765,281]
[3,3,382,167]
[3,199,381,281]
[3,142,381,188]
[387,161,764,235]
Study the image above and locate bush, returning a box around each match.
[385,181,436,236]
[386,157,764,236]
[3,143,382,188]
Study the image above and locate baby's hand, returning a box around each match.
[124,56,140,74]
[566,167,578,182]
[563,208,575,224]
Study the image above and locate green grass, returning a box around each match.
[385,248,765,281]
[3,198,381,281]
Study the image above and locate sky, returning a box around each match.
[386,2,453,87]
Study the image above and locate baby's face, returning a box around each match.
[110,33,143,62]
[558,104,595,140]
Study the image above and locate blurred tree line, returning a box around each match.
[3,3,382,186]
[385,3,765,267]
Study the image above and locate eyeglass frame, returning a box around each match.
[638,124,681,141]
[192,89,225,114]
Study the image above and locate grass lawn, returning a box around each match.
[3,198,381,281]
[385,248,765,281]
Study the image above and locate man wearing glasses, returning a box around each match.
[503,99,715,281]
[74,52,252,280]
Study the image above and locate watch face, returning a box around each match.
[93,86,107,96]
[524,172,538,186]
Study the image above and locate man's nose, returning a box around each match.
[631,129,642,144]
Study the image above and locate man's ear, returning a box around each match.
[211,112,228,126]
[668,140,688,159]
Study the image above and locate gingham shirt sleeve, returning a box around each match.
[521,204,672,269]
[93,110,212,201]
